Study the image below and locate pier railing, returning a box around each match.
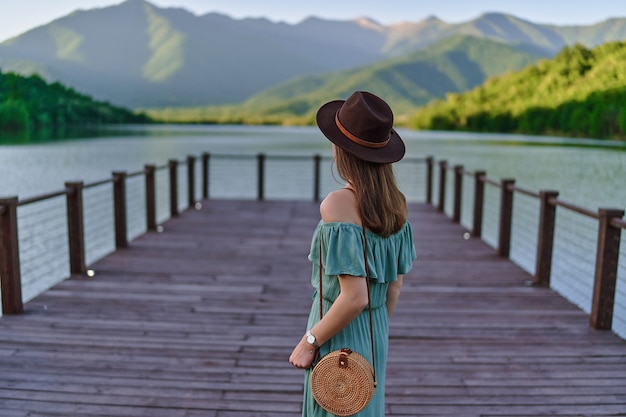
[1,153,624,340]
[431,158,625,337]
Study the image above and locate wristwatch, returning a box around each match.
[305,330,319,348]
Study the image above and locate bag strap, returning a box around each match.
[318,223,377,385]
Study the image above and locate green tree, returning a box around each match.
[568,106,590,136]
[0,100,30,131]
[619,108,626,137]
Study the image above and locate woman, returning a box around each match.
[289,91,417,416]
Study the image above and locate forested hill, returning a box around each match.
[0,70,151,134]
[410,41,626,140]
[145,36,544,125]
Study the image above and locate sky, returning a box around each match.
[1,0,625,43]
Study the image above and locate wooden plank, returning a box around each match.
[0,200,625,416]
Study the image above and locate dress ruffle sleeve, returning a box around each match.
[309,221,416,284]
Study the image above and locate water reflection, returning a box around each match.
[0,125,150,145]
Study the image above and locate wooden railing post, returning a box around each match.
[313,154,321,202]
[472,171,486,238]
[453,165,463,223]
[534,190,559,287]
[187,155,196,208]
[0,197,23,314]
[437,160,447,213]
[426,156,434,204]
[202,152,210,200]
[497,179,515,257]
[145,165,157,231]
[65,181,86,274]
[112,171,128,249]
[169,159,179,217]
[590,208,624,330]
[257,153,265,201]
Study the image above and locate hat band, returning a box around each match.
[335,113,390,149]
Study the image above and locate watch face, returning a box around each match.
[307,334,315,344]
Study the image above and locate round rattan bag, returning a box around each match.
[310,348,376,416]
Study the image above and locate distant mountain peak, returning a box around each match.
[117,0,150,9]
[479,12,510,17]
[416,14,448,28]
[476,12,534,24]
[424,15,444,23]
[354,16,384,31]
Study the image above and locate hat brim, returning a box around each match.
[316,99,406,164]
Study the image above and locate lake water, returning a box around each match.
[1,124,625,338]
[1,124,625,208]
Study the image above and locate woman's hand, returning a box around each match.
[289,335,318,369]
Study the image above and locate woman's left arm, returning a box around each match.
[386,274,403,317]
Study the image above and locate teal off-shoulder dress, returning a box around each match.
[302,220,417,417]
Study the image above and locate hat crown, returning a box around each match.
[336,91,394,146]
[315,90,405,163]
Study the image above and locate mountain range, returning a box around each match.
[150,35,544,124]
[1,0,625,109]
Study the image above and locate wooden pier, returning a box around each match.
[1,199,625,416]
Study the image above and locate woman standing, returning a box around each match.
[289,91,417,416]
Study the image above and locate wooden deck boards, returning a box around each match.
[1,200,625,416]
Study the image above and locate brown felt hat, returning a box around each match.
[316,91,405,164]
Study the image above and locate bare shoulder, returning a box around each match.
[320,188,360,224]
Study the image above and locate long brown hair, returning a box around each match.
[334,146,407,237]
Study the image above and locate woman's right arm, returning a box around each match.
[386,275,403,317]
[289,188,365,369]
[289,273,369,369]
